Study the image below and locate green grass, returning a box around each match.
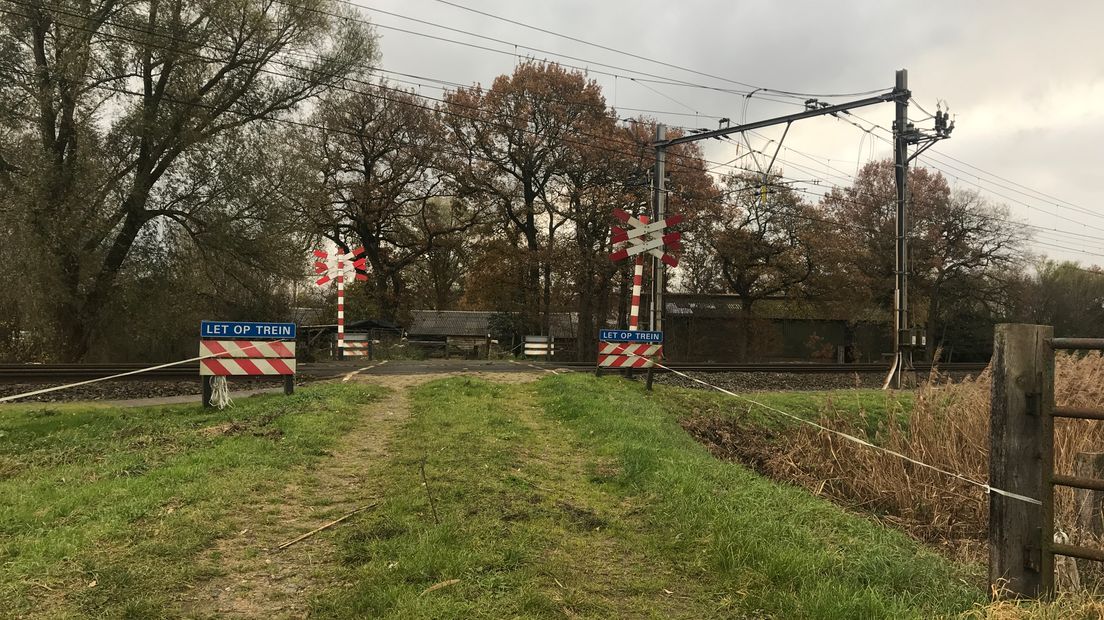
[312,377,699,618]
[315,375,982,619]
[0,384,385,618]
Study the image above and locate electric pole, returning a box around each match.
[892,69,911,389]
[653,124,667,333]
[651,70,949,381]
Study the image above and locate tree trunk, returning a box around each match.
[576,263,596,362]
[65,207,149,361]
[389,273,406,323]
[372,273,392,322]
[521,223,541,334]
[542,259,552,336]
[926,283,944,360]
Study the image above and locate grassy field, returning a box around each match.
[0,384,385,618]
[313,375,981,618]
[2,374,1001,618]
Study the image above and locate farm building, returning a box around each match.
[407,310,579,359]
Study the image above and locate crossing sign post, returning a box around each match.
[605,209,682,388]
[199,320,297,408]
[312,246,368,360]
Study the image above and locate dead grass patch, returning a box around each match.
[681,353,1104,589]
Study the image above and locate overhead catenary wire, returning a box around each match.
[9,1,1104,259]
[0,0,730,135]
[15,0,1095,241]
[847,108,1095,220]
[424,0,889,100]
[725,127,1104,250]
[273,0,808,107]
[837,111,1104,223]
[7,0,1069,248]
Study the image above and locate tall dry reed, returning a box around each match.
[774,352,1104,572]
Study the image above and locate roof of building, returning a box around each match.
[408,310,578,338]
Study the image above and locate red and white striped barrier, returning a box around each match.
[199,340,296,376]
[597,342,663,368]
[200,340,295,358]
[342,341,372,357]
[604,208,681,375]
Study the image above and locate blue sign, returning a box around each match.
[201,321,297,340]
[599,329,663,343]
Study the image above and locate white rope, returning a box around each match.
[881,353,899,390]
[0,355,214,404]
[653,361,1042,506]
[210,376,233,410]
[0,338,295,405]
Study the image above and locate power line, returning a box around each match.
[798,112,1104,238]
[10,0,1104,258]
[8,0,908,200]
[931,149,1100,216]
[12,63,1094,264]
[288,0,1104,247]
[278,0,806,108]
[835,111,1104,223]
[737,140,1104,247]
[1031,240,1104,259]
[425,0,889,100]
[4,0,765,169]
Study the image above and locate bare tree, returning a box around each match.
[705,173,817,360]
[0,0,373,359]
[306,82,482,322]
[442,61,607,333]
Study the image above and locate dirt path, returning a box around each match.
[503,383,706,616]
[180,371,543,619]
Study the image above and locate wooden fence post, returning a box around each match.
[989,323,1055,598]
[201,375,214,409]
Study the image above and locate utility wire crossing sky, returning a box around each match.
[356,0,1104,266]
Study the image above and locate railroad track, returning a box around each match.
[0,364,199,381]
[0,363,339,382]
[557,361,989,373]
[0,361,989,382]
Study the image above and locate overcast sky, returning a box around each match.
[363,0,1104,266]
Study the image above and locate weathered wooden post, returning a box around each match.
[989,323,1055,598]
[201,375,214,409]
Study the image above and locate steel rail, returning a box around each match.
[0,361,989,382]
[551,362,988,373]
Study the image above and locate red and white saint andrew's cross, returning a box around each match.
[312,246,367,356]
[199,340,297,375]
